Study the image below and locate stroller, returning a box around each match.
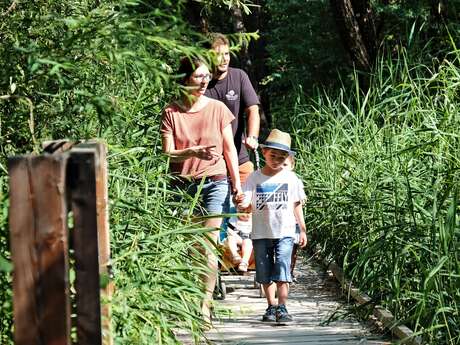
[214,149,260,300]
[214,213,256,300]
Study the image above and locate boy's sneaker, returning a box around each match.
[262,305,277,322]
[276,304,293,323]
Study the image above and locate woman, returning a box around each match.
[160,57,241,323]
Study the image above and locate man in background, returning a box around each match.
[206,33,260,182]
[206,33,260,272]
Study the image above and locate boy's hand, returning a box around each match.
[233,192,245,205]
[298,231,307,248]
[237,210,251,221]
[237,203,251,212]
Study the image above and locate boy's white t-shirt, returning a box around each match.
[242,169,306,240]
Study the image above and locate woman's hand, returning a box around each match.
[163,135,219,162]
[233,186,243,197]
[233,190,243,204]
[192,145,219,160]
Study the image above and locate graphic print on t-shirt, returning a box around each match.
[256,183,288,210]
[225,90,238,101]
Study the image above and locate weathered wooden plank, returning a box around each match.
[42,140,79,154]
[327,261,422,345]
[41,139,112,344]
[68,149,102,345]
[8,155,71,345]
[92,142,113,345]
[178,262,393,345]
[8,157,39,345]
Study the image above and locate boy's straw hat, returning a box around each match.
[259,129,295,155]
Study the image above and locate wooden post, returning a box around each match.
[9,141,112,345]
[68,149,102,345]
[70,141,113,345]
[8,155,71,345]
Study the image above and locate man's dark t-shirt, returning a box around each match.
[205,67,259,165]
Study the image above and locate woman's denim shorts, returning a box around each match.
[173,177,230,216]
[253,237,294,284]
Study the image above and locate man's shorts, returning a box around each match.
[253,237,294,284]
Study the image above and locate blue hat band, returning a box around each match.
[261,141,291,152]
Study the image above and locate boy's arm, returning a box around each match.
[294,201,307,248]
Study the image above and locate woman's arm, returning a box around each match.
[222,124,242,195]
[162,134,218,162]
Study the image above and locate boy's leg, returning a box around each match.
[263,282,277,306]
[276,282,289,306]
[261,282,277,322]
[225,231,242,265]
[241,238,253,263]
[253,239,278,322]
[273,237,294,322]
[252,239,274,286]
[237,234,253,272]
[273,237,294,284]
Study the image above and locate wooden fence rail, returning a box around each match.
[8,141,112,345]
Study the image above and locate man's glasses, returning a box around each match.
[191,73,212,82]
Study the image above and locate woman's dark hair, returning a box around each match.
[177,57,206,85]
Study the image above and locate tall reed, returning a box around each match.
[108,144,214,344]
[291,47,460,344]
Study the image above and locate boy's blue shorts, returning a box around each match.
[253,237,294,284]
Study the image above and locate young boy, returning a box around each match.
[237,129,307,323]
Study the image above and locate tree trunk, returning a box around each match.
[351,0,377,62]
[330,0,373,71]
[184,1,209,34]
[242,1,272,128]
[231,6,252,74]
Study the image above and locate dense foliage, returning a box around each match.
[0,0,251,343]
[262,0,346,101]
[1,0,460,344]
[293,47,460,344]
[263,0,460,126]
